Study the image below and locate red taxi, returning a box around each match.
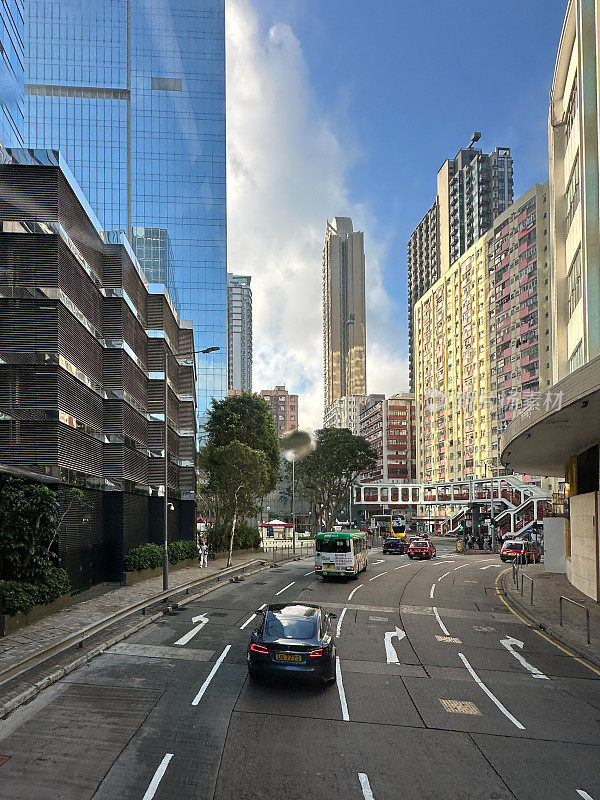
[407,539,436,559]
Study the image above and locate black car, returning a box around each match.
[382,537,407,554]
[247,603,337,684]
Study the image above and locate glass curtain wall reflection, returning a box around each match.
[24,0,227,420]
[0,0,24,146]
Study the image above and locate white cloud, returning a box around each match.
[226,0,408,429]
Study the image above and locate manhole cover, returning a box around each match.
[439,699,481,715]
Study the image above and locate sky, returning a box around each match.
[226,0,568,430]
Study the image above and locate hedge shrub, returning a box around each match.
[124,540,199,572]
[206,523,260,552]
[0,567,71,616]
[168,540,198,564]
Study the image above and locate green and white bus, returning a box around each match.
[314,531,368,580]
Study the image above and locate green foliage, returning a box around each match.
[204,393,279,491]
[124,540,199,572]
[297,427,376,531]
[0,567,70,616]
[206,523,261,552]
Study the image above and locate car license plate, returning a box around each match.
[274,653,302,662]
[324,563,333,569]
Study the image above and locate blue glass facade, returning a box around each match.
[0,0,24,146]
[24,0,227,418]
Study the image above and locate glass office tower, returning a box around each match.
[0,0,24,146]
[25,0,227,418]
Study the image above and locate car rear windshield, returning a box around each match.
[504,543,524,551]
[265,614,318,640]
[411,540,429,546]
[317,538,351,553]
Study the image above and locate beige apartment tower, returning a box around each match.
[323,217,367,412]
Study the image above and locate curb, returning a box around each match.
[0,553,308,719]
[499,573,600,672]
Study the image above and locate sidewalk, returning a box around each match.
[0,549,265,682]
[500,563,600,669]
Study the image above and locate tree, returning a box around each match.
[297,428,376,532]
[204,442,270,567]
[204,393,279,492]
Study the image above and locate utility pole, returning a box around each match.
[291,455,296,554]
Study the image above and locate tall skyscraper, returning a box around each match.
[227,273,252,392]
[0,0,24,146]
[408,140,514,390]
[24,0,227,418]
[323,217,367,412]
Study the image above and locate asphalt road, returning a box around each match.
[1,544,599,800]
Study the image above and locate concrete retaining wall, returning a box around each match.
[566,492,599,600]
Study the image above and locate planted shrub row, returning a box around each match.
[124,540,199,572]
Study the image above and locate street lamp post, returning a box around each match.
[291,455,296,554]
[163,345,219,592]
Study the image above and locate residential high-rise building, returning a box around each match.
[227,274,252,392]
[260,386,299,435]
[408,140,514,390]
[414,184,551,487]
[0,150,196,589]
[323,217,367,412]
[324,394,384,436]
[360,395,416,483]
[501,0,600,601]
[24,0,227,419]
[0,0,24,146]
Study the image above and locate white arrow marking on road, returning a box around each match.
[480,565,504,570]
[372,559,385,565]
[174,613,209,646]
[458,652,525,729]
[384,626,406,663]
[576,791,595,800]
[358,773,376,800]
[142,753,174,800]
[500,636,549,679]
[192,645,231,705]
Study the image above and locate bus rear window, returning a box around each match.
[317,539,351,553]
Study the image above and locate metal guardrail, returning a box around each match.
[560,595,591,645]
[0,557,268,688]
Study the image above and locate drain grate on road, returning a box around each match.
[439,699,481,715]
[435,635,462,643]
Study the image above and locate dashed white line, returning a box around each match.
[191,645,231,705]
[347,583,364,601]
[369,572,388,582]
[394,564,410,570]
[336,656,350,721]
[438,560,455,564]
[438,571,451,581]
[142,753,174,800]
[432,607,450,636]
[239,603,266,630]
[304,570,315,576]
[429,584,436,599]
[454,564,469,571]
[458,652,525,730]
[576,791,595,800]
[358,772,375,800]
[275,581,295,596]
[336,607,347,638]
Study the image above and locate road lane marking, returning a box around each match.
[142,753,173,800]
[336,657,349,721]
[192,645,231,705]
[347,583,364,601]
[429,584,436,598]
[275,581,295,596]
[576,791,595,800]
[369,572,388,581]
[480,564,504,570]
[432,607,450,636]
[438,560,455,563]
[304,570,314,576]
[394,564,410,570]
[174,614,209,646]
[336,607,347,637]
[239,603,266,630]
[454,564,468,571]
[358,773,375,800]
[500,636,548,679]
[458,652,525,729]
[438,571,451,580]
[384,626,406,663]
[494,570,600,678]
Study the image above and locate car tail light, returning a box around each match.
[310,647,331,657]
[315,565,322,570]
[250,643,268,654]
[346,566,355,571]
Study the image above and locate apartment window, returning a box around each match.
[566,154,580,230]
[567,248,582,318]
[565,77,578,143]
[568,342,584,374]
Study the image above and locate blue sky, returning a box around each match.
[253,0,566,344]
[227,0,568,426]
